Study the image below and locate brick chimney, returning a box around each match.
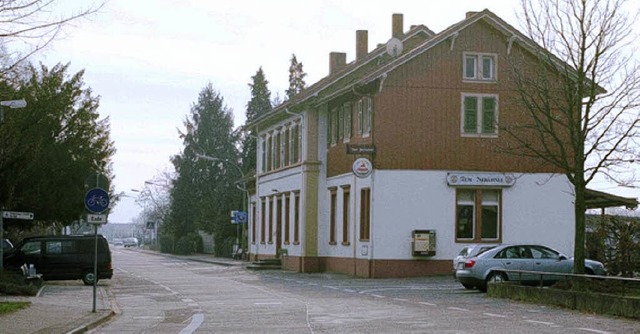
[356,30,368,61]
[392,13,403,38]
[329,52,346,75]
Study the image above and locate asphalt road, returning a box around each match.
[89,248,640,333]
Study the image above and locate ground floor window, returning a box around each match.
[342,185,350,245]
[293,191,300,244]
[329,187,337,245]
[455,189,501,242]
[360,188,370,241]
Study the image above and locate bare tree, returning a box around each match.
[0,0,103,79]
[501,0,640,274]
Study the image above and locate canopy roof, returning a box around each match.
[585,189,638,210]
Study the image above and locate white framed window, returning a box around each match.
[461,93,498,136]
[463,53,497,81]
[343,101,352,142]
[362,96,372,137]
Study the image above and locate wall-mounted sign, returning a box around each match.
[446,172,515,187]
[352,158,373,178]
[347,144,376,154]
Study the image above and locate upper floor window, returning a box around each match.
[343,101,352,142]
[463,53,497,81]
[461,94,498,136]
[357,96,372,137]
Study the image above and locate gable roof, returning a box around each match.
[247,9,601,129]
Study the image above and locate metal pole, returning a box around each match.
[1,209,4,276]
[92,224,98,312]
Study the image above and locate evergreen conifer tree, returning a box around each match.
[285,54,307,100]
[168,83,239,254]
[240,67,271,174]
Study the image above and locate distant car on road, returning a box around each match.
[112,238,124,246]
[455,244,606,292]
[123,237,138,248]
[453,244,498,283]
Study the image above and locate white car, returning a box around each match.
[453,244,499,283]
[123,237,138,248]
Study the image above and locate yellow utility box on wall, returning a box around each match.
[412,230,436,256]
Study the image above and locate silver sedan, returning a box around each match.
[455,244,606,292]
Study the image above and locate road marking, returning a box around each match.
[447,307,469,312]
[325,286,339,290]
[483,313,507,318]
[418,302,436,306]
[254,302,283,305]
[525,320,555,326]
[393,298,409,302]
[576,329,613,334]
[179,313,204,334]
[370,294,385,298]
[343,289,356,293]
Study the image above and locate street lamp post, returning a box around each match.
[0,99,27,273]
[195,153,248,257]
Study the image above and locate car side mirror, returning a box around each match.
[558,255,567,261]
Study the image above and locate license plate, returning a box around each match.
[456,263,464,270]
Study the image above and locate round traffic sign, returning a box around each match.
[85,188,110,213]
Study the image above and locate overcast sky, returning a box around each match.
[34,0,638,223]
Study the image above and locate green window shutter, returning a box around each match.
[482,97,496,134]
[463,96,478,133]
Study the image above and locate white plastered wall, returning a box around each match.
[318,170,575,260]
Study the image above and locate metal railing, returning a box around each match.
[495,269,640,288]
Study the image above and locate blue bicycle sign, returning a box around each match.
[85,188,110,213]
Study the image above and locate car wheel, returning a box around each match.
[462,283,475,290]
[480,272,507,292]
[488,272,507,283]
[82,271,98,285]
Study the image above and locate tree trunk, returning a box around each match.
[573,173,586,275]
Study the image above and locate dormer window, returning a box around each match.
[463,53,497,81]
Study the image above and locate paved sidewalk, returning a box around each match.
[0,251,246,333]
[0,282,116,334]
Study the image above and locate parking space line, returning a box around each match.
[525,320,555,326]
[370,294,385,298]
[447,307,469,312]
[393,298,408,302]
[575,328,613,334]
[483,313,507,318]
[418,302,436,306]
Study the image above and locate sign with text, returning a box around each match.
[87,214,107,224]
[446,173,516,187]
[346,144,376,155]
[2,211,34,220]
